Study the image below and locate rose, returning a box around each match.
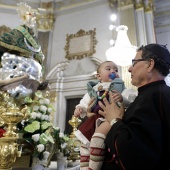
[32,134,40,142]
[33,105,39,111]
[39,105,47,113]
[37,144,45,152]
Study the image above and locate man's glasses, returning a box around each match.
[132,59,146,67]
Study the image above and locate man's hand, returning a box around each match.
[111,90,123,103]
[98,91,124,123]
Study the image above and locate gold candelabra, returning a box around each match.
[68,115,82,161]
[0,91,29,170]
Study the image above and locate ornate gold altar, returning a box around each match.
[0,91,29,170]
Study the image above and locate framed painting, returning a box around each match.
[64,28,98,60]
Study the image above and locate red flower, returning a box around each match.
[0,128,6,137]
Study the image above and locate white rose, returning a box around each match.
[44,98,50,105]
[56,127,60,130]
[47,108,52,113]
[59,132,64,138]
[37,144,45,152]
[33,105,39,111]
[21,120,25,126]
[39,99,45,105]
[32,134,40,142]
[41,115,46,120]
[40,105,47,113]
[31,112,37,119]
[36,112,42,119]
[44,115,49,121]
[61,143,67,149]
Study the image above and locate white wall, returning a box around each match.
[0,12,20,29]
[156,31,170,51]
[49,1,112,70]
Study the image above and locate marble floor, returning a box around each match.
[13,161,80,170]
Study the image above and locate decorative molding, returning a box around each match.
[108,0,155,12]
[46,61,70,79]
[64,29,98,60]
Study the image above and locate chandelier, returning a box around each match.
[105,25,137,67]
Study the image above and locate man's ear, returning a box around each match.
[147,59,155,72]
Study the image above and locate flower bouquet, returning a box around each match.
[18,90,60,168]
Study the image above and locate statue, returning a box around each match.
[0,2,48,105]
[0,2,49,169]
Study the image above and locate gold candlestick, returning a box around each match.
[68,116,82,161]
[0,92,29,170]
[68,115,82,138]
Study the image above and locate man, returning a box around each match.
[98,44,170,170]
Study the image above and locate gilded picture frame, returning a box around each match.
[64,28,98,60]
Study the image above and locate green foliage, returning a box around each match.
[24,121,40,133]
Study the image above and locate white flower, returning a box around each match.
[39,98,50,105]
[39,99,45,105]
[61,143,67,149]
[43,151,50,160]
[31,112,37,119]
[39,105,47,113]
[44,98,50,105]
[59,132,64,138]
[33,105,39,111]
[56,127,60,130]
[44,115,49,121]
[36,112,42,119]
[21,120,25,125]
[41,114,46,120]
[32,134,40,142]
[37,144,45,152]
[47,107,52,113]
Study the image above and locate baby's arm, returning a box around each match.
[74,93,91,118]
[74,106,83,117]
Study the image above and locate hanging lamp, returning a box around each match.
[106,25,137,67]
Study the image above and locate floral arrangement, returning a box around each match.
[18,90,59,164]
[17,90,72,167]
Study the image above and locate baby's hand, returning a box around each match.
[74,106,83,117]
[111,90,123,103]
[86,112,96,118]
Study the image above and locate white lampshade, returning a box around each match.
[106,25,137,67]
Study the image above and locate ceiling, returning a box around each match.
[0,0,169,33]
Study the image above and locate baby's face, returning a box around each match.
[97,61,119,82]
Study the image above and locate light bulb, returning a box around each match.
[110,14,117,21]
